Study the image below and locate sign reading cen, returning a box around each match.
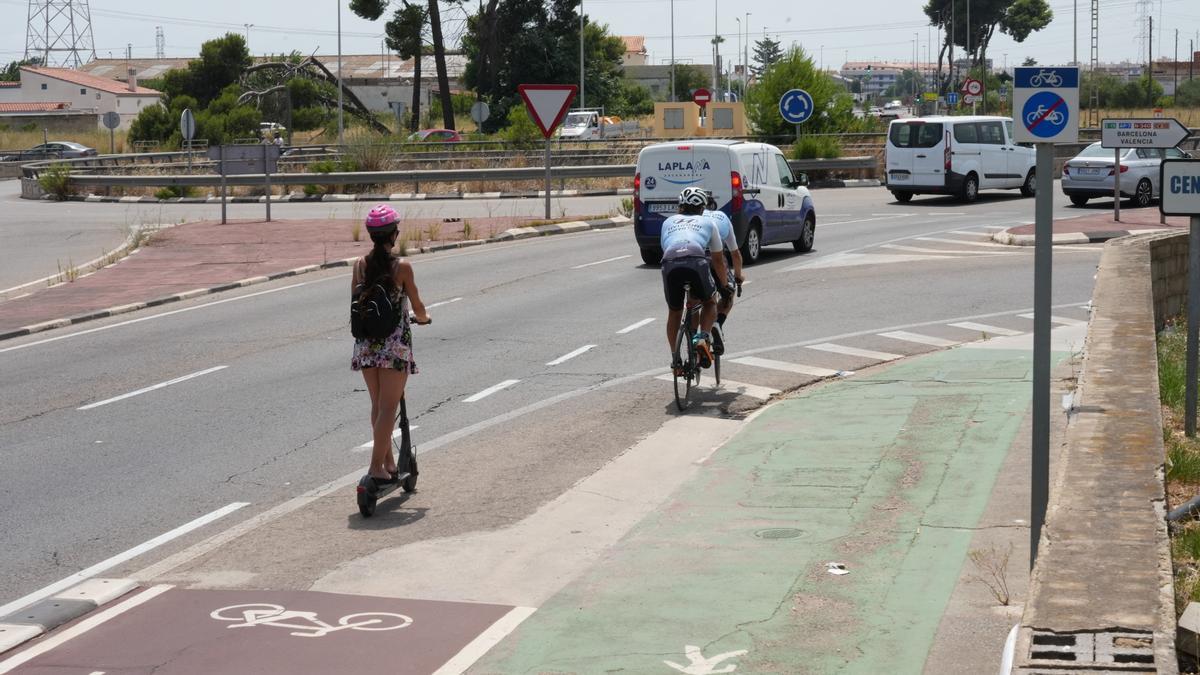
[1012,67,1079,144]
[1161,159,1200,217]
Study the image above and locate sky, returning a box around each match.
[1,0,1198,72]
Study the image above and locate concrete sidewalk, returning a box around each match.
[995,207,1188,246]
[466,326,1085,674]
[0,215,626,340]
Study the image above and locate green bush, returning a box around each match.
[1159,324,1188,411]
[20,122,36,132]
[37,163,73,200]
[501,105,541,149]
[303,183,321,196]
[154,185,196,200]
[790,136,842,160]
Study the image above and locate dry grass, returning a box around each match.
[967,542,1014,606]
[0,128,131,154]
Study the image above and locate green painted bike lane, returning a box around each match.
[473,344,1067,674]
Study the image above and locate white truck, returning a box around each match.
[556,109,640,140]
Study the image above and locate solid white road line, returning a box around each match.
[1017,313,1087,326]
[616,318,655,334]
[571,255,631,269]
[880,244,1018,256]
[915,236,1011,248]
[355,426,420,450]
[821,215,912,227]
[948,321,1025,337]
[463,380,520,403]
[77,366,228,411]
[426,297,463,309]
[729,356,838,377]
[948,230,995,237]
[878,330,959,347]
[0,504,246,620]
[431,606,538,675]
[806,343,902,361]
[546,345,595,366]
[0,585,174,674]
[653,374,780,400]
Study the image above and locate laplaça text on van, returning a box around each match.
[658,160,712,172]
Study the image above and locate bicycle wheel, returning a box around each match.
[673,319,692,412]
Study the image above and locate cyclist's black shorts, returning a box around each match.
[661,255,716,310]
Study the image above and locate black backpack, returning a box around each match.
[351,279,401,340]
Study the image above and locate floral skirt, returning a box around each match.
[351,324,418,374]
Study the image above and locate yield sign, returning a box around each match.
[517,84,578,139]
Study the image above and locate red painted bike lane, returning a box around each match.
[1,587,524,674]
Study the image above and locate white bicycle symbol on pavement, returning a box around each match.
[1029,69,1062,87]
[1025,105,1065,126]
[210,603,413,638]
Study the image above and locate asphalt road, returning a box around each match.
[0,186,1103,612]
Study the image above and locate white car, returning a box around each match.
[885,116,1037,203]
[633,140,816,265]
[1061,142,1192,208]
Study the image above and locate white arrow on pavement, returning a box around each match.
[664,645,749,674]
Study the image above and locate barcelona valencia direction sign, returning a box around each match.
[1101,118,1191,149]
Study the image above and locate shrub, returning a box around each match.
[38,163,73,200]
[502,106,542,149]
[790,136,842,160]
[154,185,195,200]
[618,197,634,218]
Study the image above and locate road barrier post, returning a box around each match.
[1189,215,1199,436]
[1031,142,1053,569]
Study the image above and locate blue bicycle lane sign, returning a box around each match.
[1012,67,1079,143]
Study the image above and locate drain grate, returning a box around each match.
[753,528,803,540]
[1027,630,1155,671]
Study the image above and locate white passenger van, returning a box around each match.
[633,140,816,266]
[885,116,1037,203]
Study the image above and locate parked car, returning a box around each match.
[633,140,816,266]
[406,129,462,143]
[1,141,96,161]
[1061,142,1192,208]
[885,115,1037,203]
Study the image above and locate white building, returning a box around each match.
[0,66,163,129]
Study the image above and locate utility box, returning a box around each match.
[701,102,746,137]
[653,103,701,138]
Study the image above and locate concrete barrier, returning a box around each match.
[1013,232,1182,674]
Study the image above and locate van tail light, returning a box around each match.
[944,130,952,171]
[730,171,744,211]
[633,172,641,215]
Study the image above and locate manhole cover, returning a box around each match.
[754,528,804,540]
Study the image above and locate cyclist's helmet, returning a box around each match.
[365,204,399,233]
[678,186,708,208]
[704,190,718,210]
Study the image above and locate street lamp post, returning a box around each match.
[670,0,675,101]
[579,0,585,109]
[337,0,344,146]
[735,17,741,98]
[243,24,253,52]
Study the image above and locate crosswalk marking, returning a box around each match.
[806,343,902,361]
[789,252,953,271]
[880,244,1017,256]
[654,374,780,400]
[877,331,959,347]
[1017,313,1087,326]
[729,356,839,377]
[948,230,994,237]
[914,236,1011,248]
[948,322,1025,337]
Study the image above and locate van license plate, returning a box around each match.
[889,170,911,179]
[648,202,677,214]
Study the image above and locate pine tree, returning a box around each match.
[752,37,783,76]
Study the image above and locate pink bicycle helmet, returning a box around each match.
[365,204,399,232]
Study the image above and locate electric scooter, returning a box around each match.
[356,396,418,517]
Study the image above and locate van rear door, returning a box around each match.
[888,121,946,189]
[635,143,732,243]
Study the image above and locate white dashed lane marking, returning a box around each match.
[616,318,655,334]
[78,366,228,411]
[571,255,631,270]
[463,380,520,403]
[546,345,596,366]
[806,343,902,361]
[728,356,839,377]
[653,375,780,400]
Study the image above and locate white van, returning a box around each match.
[633,140,816,266]
[885,116,1037,203]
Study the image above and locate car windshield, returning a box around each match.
[563,113,590,127]
[889,122,943,148]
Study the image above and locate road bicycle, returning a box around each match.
[671,281,737,412]
[1029,69,1062,87]
[1025,105,1064,126]
[210,603,412,637]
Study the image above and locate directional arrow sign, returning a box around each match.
[1101,117,1191,150]
[517,84,578,139]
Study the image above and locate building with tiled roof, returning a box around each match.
[622,36,648,66]
[0,66,163,130]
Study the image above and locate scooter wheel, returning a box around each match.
[357,490,377,518]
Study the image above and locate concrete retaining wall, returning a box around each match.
[1151,232,1191,330]
[1014,232,1179,674]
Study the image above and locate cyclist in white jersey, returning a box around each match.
[661,187,732,372]
[704,192,744,354]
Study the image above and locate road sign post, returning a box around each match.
[1162,160,1200,436]
[181,109,196,174]
[102,111,120,154]
[779,88,814,142]
[470,101,490,130]
[518,84,578,219]
[1013,66,1079,571]
[1102,118,1191,224]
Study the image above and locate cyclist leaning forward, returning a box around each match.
[704,191,744,355]
[661,186,733,374]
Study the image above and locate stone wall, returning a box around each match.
[1150,232,1190,331]
[0,112,97,135]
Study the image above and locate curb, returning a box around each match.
[0,578,138,654]
[992,227,1170,246]
[0,216,631,342]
